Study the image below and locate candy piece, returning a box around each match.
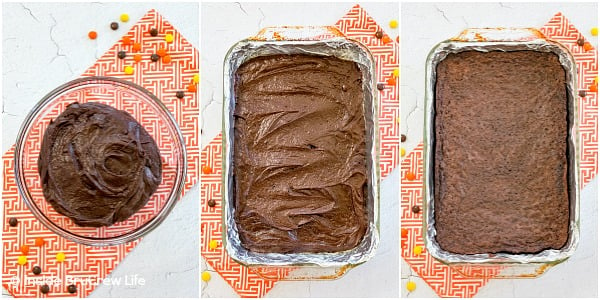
[187,84,197,93]
[375,30,383,39]
[207,199,216,207]
[389,20,398,29]
[579,90,587,97]
[150,53,160,62]
[88,31,97,40]
[401,148,406,157]
[176,91,185,99]
[406,172,416,181]
[592,27,598,36]
[133,54,142,63]
[201,271,211,282]
[208,240,218,250]
[9,217,18,226]
[124,66,134,75]
[382,35,392,44]
[40,284,50,294]
[67,284,77,294]
[18,255,27,265]
[387,77,396,85]
[413,245,422,255]
[401,228,408,238]
[377,83,385,90]
[56,252,66,262]
[590,84,598,92]
[584,42,593,51]
[34,237,45,247]
[157,47,167,57]
[393,68,399,78]
[132,43,141,52]
[110,22,119,30]
[120,13,129,22]
[21,245,30,255]
[412,205,421,214]
[149,28,158,36]
[117,51,126,59]
[32,266,42,275]
[202,165,212,174]
[123,36,133,45]
[577,38,585,46]
[162,55,172,63]
[165,33,174,43]
[193,74,199,84]
[401,134,406,142]
[406,281,416,292]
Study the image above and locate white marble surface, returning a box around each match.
[201,2,399,298]
[400,2,598,298]
[2,3,199,298]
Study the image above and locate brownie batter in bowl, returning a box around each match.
[38,102,162,227]
[233,54,368,253]
[434,51,570,254]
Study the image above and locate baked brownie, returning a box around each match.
[233,54,368,253]
[434,51,569,254]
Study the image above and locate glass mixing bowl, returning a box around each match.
[14,77,187,246]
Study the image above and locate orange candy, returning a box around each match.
[590,84,598,93]
[406,172,416,181]
[157,47,167,57]
[34,237,45,247]
[387,77,396,85]
[187,84,197,93]
[401,228,408,238]
[382,35,392,44]
[122,36,132,45]
[133,54,142,63]
[88,31,97,40]
[20,245,30,255]
[584,42,593,51]
[132,43,142,52]
[162,55,172,63]
[202,166,212,174]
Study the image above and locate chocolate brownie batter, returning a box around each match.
[38,102,162,227]
[233,54,368,253]
[434,51,570,254]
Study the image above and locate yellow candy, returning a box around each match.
[592,27,598,36]
[209,240,218,250]
[396,117,400,124]
[201,271,211,282]
[389,20,398,29]
[393,68,399,78]
[17,255,27,265]
[120,14,129,22]
[124,66,134,75]
[406,281,416,292]
[165,33,174,43]
[193,74,199,84]
[413,245,422,256]
[56,252,66,262]
[401,148,406,157]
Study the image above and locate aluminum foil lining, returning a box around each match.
[222,35,380,267]
[424,28,580,264]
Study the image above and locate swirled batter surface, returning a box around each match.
[233,55,368,253]
[38,102,162,227]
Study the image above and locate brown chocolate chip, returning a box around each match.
[577,38,585,46]
[8,217,18,227]
[207,199,216,207]
[32,266,42,275]
[375,30,383,39]
[149,28,159,37]
[579,90,587,97]
[150,53,160,62]
[117,51,126,59]
[110,22,119,30]
[176,91,185,99]
[412,205,421,214]
[401,134,406,142]
[40,284,50,294]
[341,85,347,91]
[67,284,77,294]
[377,83,385,90]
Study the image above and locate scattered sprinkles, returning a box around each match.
[157,47,167,57]
[149,28,158,37]
[117,51,127,59]
[208,240,218,250]
[187,84,197,93]
[590,84,598,92]
[207,199,216,207]
[202,165,212,174]
[110,22,119,30]
[389,20,398,29]
[122,36,133,45]
[193,74,199,84]
[413,245,423,255]
[150,53,160,62]
[176,91,185,99]
[412,205,421,214]
[18,255,27,265]
[584,42,593,51]
[401,148,406,157]
[401,228,408,238]
[120,13,129,22]
[406,171,416,181]
[67,284,77,294]
[88,31,97,40]
[40,284,50,294]
[377,83,385,90]
[406,281,416,292]
[577,38,585,46]
[132,43,142,52]
[20,245,30,255]
[162,55,172,63]
[124,65,134,75]
[592,27,598,36]
[34,237,45,247]
[375,30,383,39]
[133,54,142,63]
[579,90,587,97]
[56,252,66,262]
[382,35,392,44]
[387,77,396,85]
[201,271,211,282]
[401,134,406,142]
[9,217,18,227]
[32,266,42,275]
[165,33,174,43]
[393,68,399,78]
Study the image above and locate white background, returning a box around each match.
[401,2,598,298]
[201,2,400,298]
[2,2,199,298]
